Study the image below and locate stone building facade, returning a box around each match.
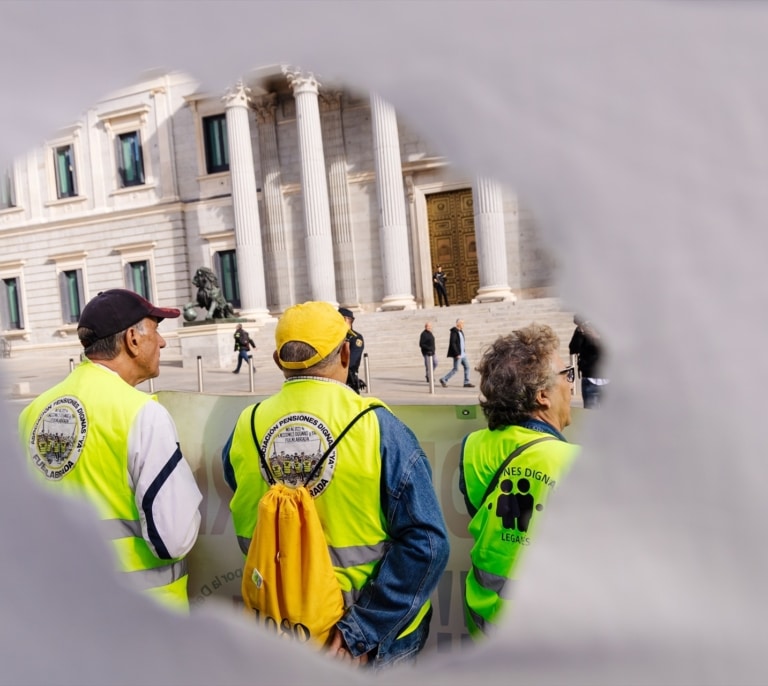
[0,66,556,355]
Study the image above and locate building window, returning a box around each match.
[117,131,145,187]
[0,169,15,209]
[54,145,78,199]
[60,269,84,324]
[216,249,240,308]
[127,260,150,299]
[203,114,229,174]
[1,278,23,330]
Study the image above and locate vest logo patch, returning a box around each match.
[493,478,545,534]
[260,413,338,497]
[28,396,87,481]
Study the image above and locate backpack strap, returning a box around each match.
[249,403,276,486]
[303,404,383,487]
[476,436,557,511]
[249,402,384,489]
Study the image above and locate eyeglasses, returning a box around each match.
[558,366,575,383]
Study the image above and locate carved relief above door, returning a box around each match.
[427,189,478,305]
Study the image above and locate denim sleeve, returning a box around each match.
[336,408,450,656]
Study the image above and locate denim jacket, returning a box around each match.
[222,401,449,668]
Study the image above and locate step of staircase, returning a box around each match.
[244,297,577,374]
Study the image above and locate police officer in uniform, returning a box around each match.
[339,307,365,393]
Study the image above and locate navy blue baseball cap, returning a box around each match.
[78,289,180,341]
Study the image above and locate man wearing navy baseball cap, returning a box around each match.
[18,289,202,612]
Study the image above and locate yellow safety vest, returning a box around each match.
[461,425,579,637]
[18,359,189,610]
[227,378,430,637]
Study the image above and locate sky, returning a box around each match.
[1,2,767,684]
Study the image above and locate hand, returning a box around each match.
[326,627,369,668]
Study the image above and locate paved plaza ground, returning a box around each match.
[1,349,486,418]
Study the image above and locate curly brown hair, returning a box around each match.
[477,323,561,430]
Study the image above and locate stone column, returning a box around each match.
[254,93,294,312]
[285,68,337,304]
[370,92,416,310]
[319,90,360,309]
[223,81,270,321]
[472,176,515,302]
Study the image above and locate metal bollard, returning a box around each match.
[249,355,255,393]
[363,353,371,394]
[570,353,578,398]
[197,355,204,393]
[148,377,155,394]
[69,358,75,373]
[428,355,435,394]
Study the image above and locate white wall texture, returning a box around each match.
[0,67,540,349]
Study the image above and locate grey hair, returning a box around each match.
[279,339,346,376]
[477,323,560,430]
[79,319,146,360]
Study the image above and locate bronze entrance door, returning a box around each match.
[426,189,478,305]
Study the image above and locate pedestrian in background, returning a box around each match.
[568,315,608,408]
[339,307,366,393]
[232,323,256,374]
[439,319,474,388]
[433,265,449,307]
[419,321,438,383]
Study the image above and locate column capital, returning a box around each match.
[318,89,343,112]
[284,67,320,95]
[223,80,251,109]
[253,93,277,124]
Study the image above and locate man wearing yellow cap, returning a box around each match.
[222,302,449,669]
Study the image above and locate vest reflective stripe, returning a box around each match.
[329,541,388,568]
[471,565,510,599]
[18,360,189,609]
[101,518,143,539]
[462,425,578,638]
[466,606,488,635]
[123,559,189,591]
[342,588,360,607]
[228,380,430,640]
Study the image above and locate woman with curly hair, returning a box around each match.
[459,323,579,639]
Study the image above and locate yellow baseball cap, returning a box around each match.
[275,301,350,370]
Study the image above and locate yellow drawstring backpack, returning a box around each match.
[241,403,381,647]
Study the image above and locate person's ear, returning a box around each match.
[272,350,282,370]
[535,386,552,410]
[122,326,142,358]
[339,340,351,369]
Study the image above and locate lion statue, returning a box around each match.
[184,267,236,320]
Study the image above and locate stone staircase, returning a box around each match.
[243,297,577,375]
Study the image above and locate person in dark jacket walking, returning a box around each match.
[232,323,256,374]
[419,321,438,382]
[439,319,474,388]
